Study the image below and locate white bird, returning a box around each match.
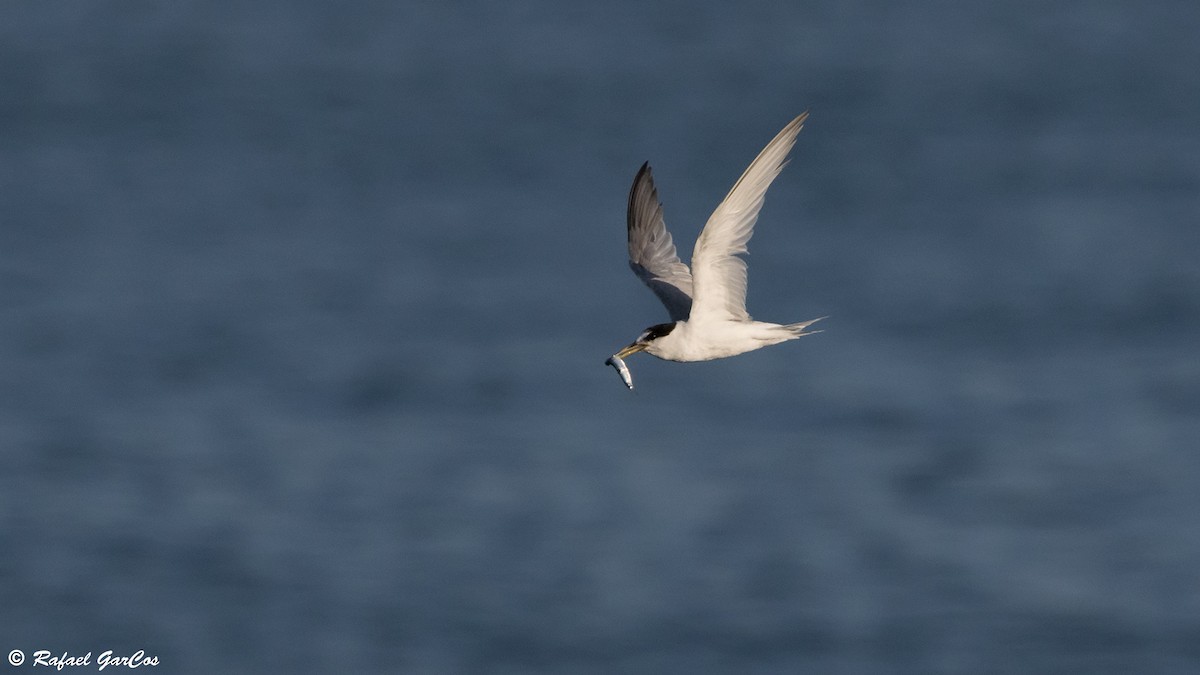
[610,113,824,370]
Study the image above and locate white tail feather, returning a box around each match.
[785,316,826,337]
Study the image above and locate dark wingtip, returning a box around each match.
[627,161,655,237]
[634,161,652,183]
[630,162,652,196]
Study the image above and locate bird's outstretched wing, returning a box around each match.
[627,161,693,321]
[688,113,807,324]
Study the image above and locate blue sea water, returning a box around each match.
[2,1,1199,673]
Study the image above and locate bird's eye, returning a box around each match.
[645,322,676,340]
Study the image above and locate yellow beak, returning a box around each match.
[614,342,646,359]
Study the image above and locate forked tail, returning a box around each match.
[785,316,826,337]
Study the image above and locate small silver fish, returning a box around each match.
[605,354,634,390]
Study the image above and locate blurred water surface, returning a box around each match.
[2,1,1199,673]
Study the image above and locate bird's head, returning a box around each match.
[615,321,677,358]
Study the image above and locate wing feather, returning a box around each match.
[689,113,807,323]
[626,162,693,321]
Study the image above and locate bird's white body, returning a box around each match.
[611,112,823,375]
[643,318,822,362]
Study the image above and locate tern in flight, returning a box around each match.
[606,113,823,387]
